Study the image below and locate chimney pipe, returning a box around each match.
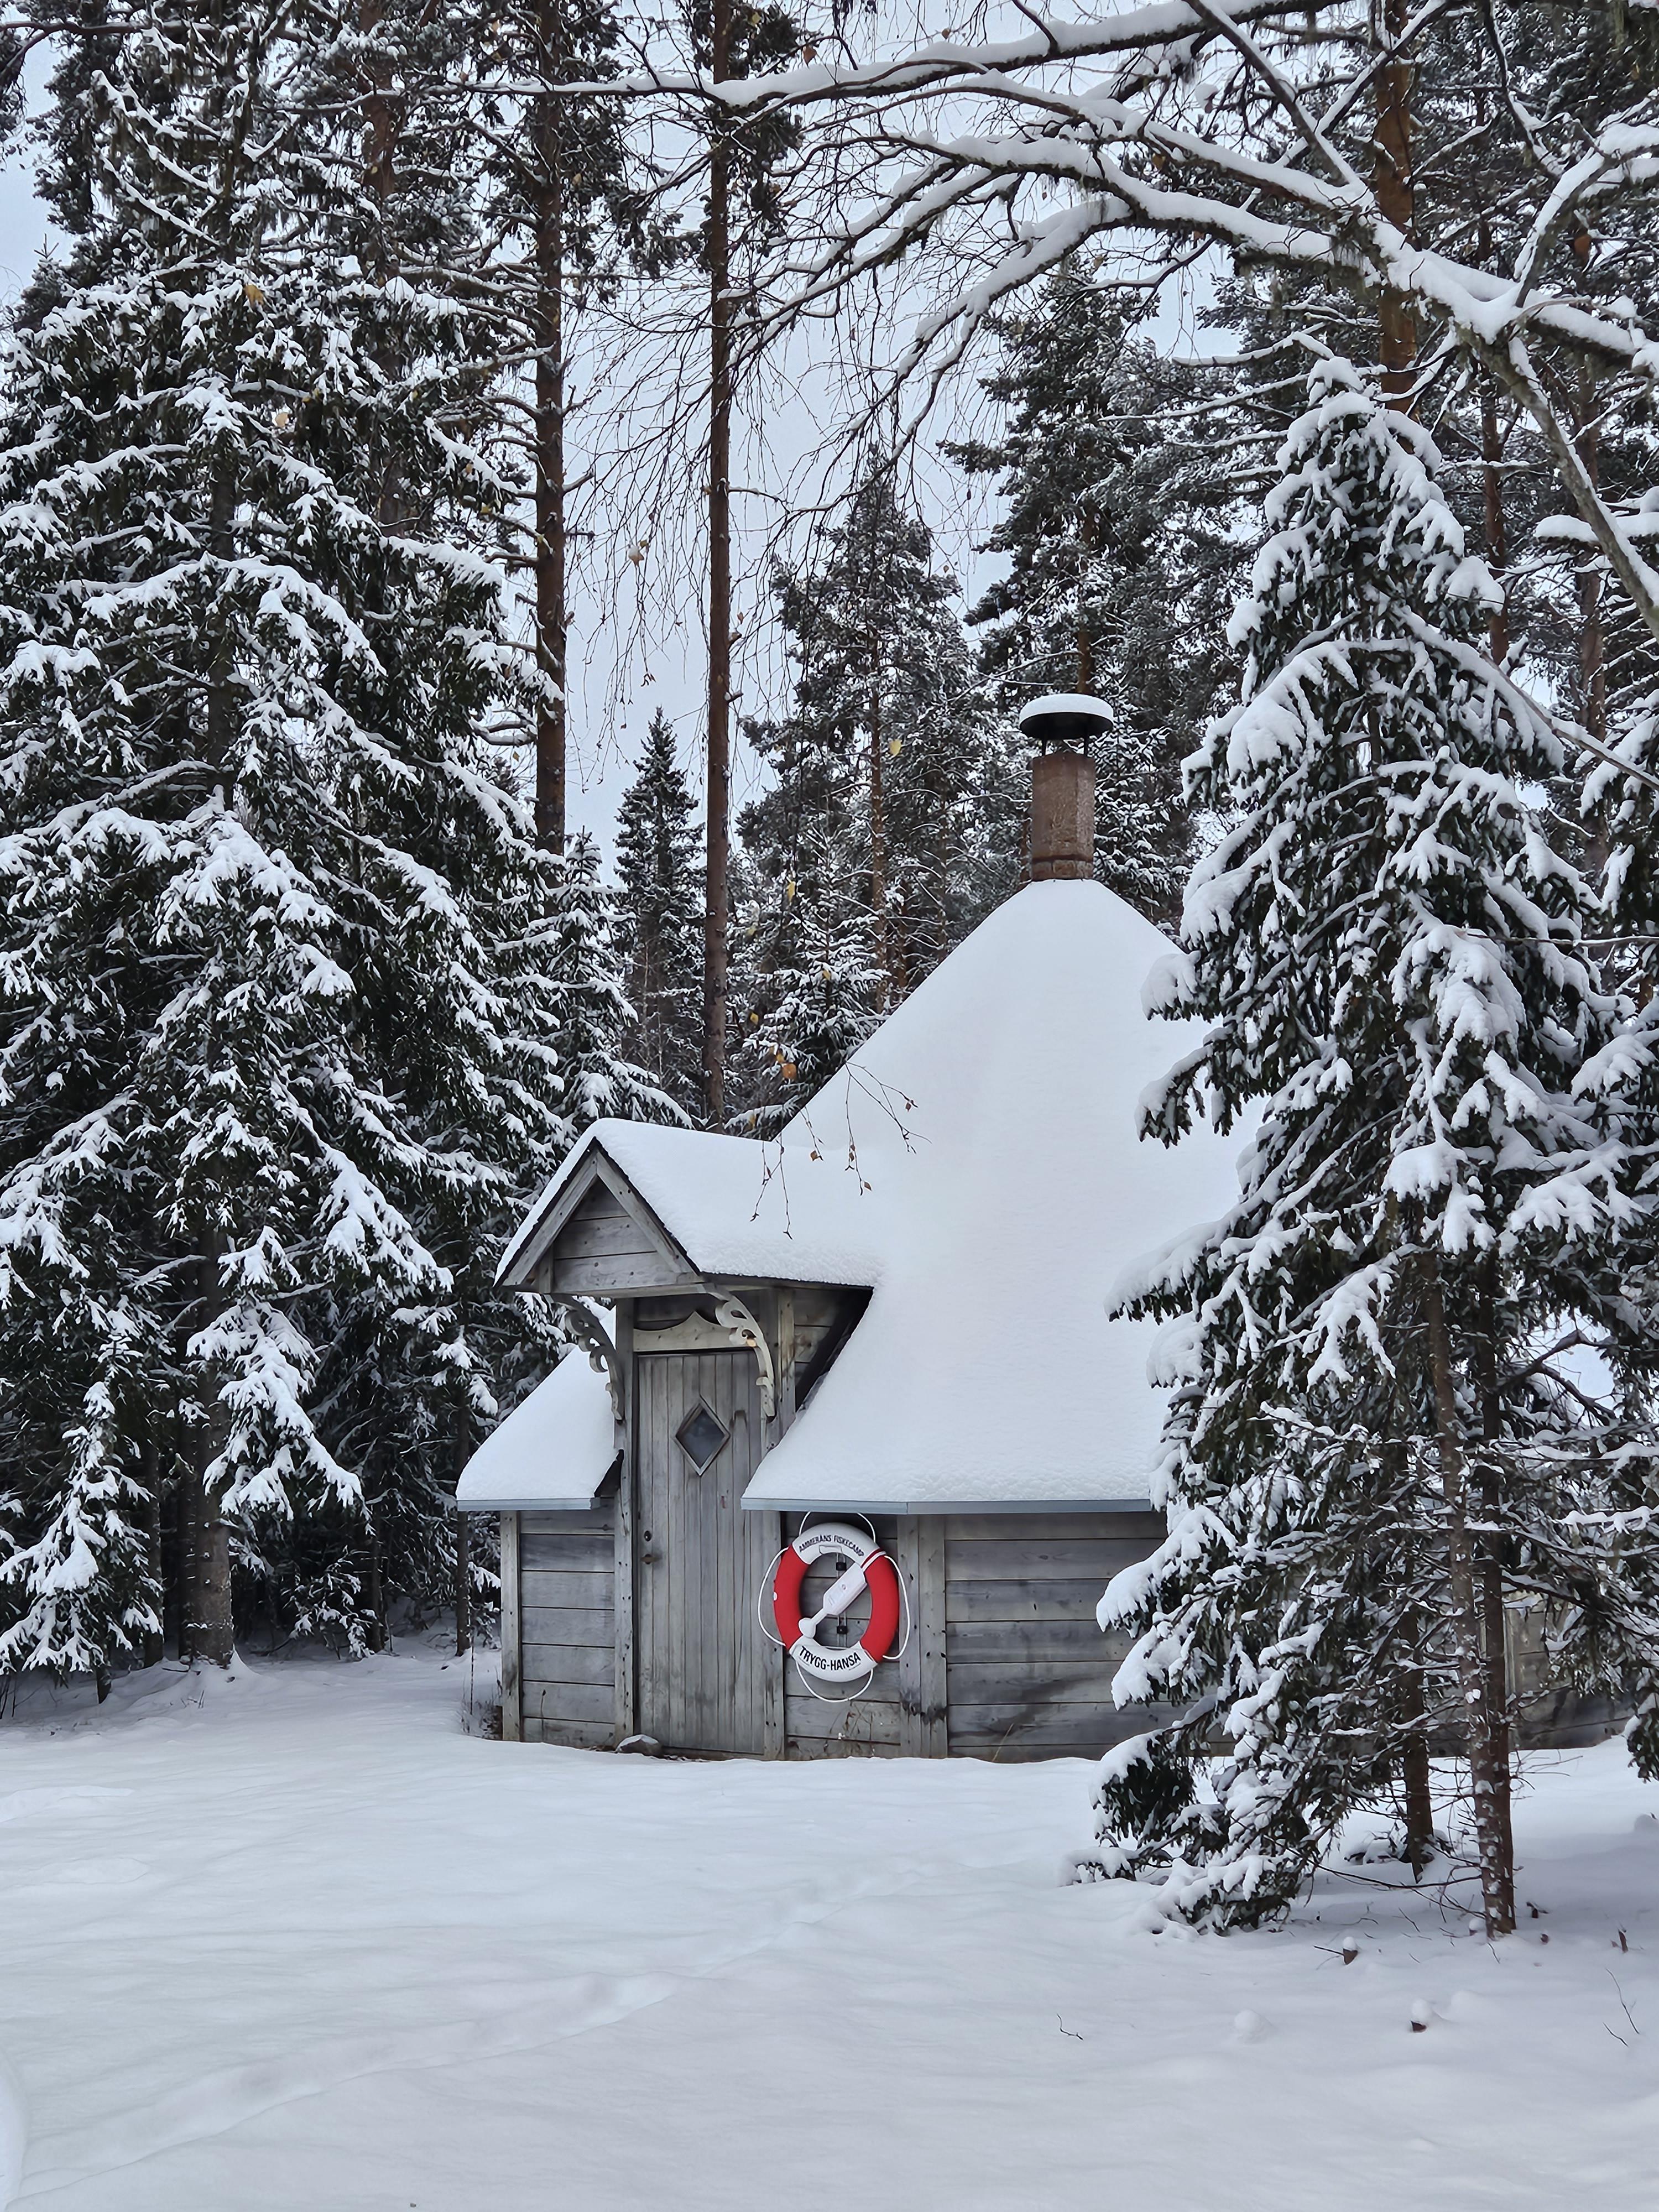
[1018,691,1107,885]
[1030,750,1096,881]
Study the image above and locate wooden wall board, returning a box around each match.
[894,1517,947,1757]
[784,1694,905,1755]
[520,1642,615,1688]
[945,1580,1123,1624]
[499,1511,521,1742]
[520,1603,614,1643]
[944,1512,1165,1543]
[942,1510,1160,1761]
[518,1529,613,1572]
[521,1705,616,1752]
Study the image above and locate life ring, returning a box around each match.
[771,1522,902,1683]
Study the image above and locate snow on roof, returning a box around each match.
[742,880,1242,1511]
[498,1120,886,1291]
[457,1316,618,1512]
[486,881,1242,1513]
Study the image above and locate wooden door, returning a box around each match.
[634,1349,782,1754]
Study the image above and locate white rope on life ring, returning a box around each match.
[766,1521,904,1687]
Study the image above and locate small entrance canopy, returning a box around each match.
[476,878,1241,1516]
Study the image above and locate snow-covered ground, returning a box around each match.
[2,1651,1655,2210]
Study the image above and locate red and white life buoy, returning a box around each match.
[771,1522,902,1683]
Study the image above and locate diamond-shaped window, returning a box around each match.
[677,1402,729,1474]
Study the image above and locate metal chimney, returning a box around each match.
[1019,693,1108,883]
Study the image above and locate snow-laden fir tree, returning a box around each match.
[739,466,988,1008]
[731,833,885,1135]
[1090,356,1619,1938]
[614,711,704,1118]
[1542,633,1659,1772]
[949,271,1239,924]
[547,833,685,1135]
[0,0,576,1675]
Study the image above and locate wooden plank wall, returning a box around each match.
[773,1509,1165,1761]
[546,1180,679,1298]
[518,1504,619,1749]
[943,1511,1166,1762]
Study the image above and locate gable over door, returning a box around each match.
[634,1349,782,1755]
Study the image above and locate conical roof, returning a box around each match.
[481,877,1242,1514]
[743,878,1241,1510]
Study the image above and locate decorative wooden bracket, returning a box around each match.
[560,1300,624,1422]
[714,1294,776,1420]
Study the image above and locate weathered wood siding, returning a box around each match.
[519,1504,620,1749]
[544,1179,681,1297]
[942,1511,1165,1762]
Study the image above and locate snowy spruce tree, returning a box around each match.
[740,466,988,1009]
[614,711,704,1118]
[547,832,684,1136]
[731,834,885,1135]
[950,270,1238,924]
[0,1,576,1676]
[1091,356,1619,1938]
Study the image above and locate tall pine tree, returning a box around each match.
[1092,356,1617,1938]
[0,0,575,1675]
[614,710,703,1117]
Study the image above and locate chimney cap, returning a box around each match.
[1018,692,1112,752]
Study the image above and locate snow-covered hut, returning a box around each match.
[460,738,1240,1758]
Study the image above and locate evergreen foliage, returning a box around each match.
[951,273,1238,924]
[0,0,637,1676]
[614,711,703,1117]
[736,466,989,1095]
[1090,357,1620,1936]
[731,834,885,1134]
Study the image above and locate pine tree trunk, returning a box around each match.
[1375,9,1436,1877]
[142,1430,164,1667]
[702,0,733,1125]
[1421,1253,1516,1936]
[192,1235,235,1668]
[1076,508,1098,693]
[1480,375,1511,665]
[1374,0,1417,401]
[365,1524,387,1653]
[534,0,567,855]
[1402,1728,1435,1874]
[1574,354,1608,749]
[1475,1253,1515,1897]
[1474,214,1511,666]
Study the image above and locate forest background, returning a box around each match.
[6,0,1659,1944]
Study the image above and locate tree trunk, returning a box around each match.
[1420,1253,1516,1936]
[1474,1252,1514,1886]
[1575,355,1608,749]
[1376,1,1434,1875]
[702,0,733,1125]
[534,0,567,854]
[1480,375,1511,666]
[192,1234,234,1669]
[365,1523,387,1653]
[142,1430,164,1667]
[1374,0,1417,403]
[1402,1728,1435,1875]
[1076,508,1099,693]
